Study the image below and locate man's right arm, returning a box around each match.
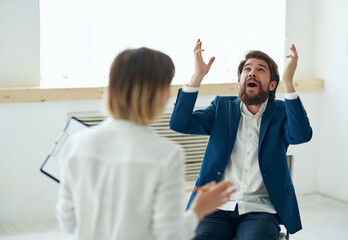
[169,39,216,135]
[169,89,218,135]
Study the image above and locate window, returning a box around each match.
[40,0,286,87]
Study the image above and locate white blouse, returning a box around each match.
[56,117,198,240]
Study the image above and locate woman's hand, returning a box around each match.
[282,44,298,93]
[188,39,215,87]
[190,180,235,220]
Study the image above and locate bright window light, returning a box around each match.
[40,0,286,87]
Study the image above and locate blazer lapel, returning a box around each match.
[229,98,241,150]
[259,100,279,150]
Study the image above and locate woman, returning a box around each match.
[56,47,233,240]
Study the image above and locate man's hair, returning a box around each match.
[107,47,175,124]
[237,50,280,101]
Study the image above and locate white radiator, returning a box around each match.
[68,110,209,183]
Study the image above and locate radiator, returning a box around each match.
[68,110,209,183]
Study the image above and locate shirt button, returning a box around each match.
[247,152,250,156]
[249,133,252,137]
[244,170,248,174]
[217,172,223,176]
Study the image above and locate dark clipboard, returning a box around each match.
[40,117,89,183]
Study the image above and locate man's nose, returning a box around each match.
[248,69,256,77]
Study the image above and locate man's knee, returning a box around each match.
[194,210,235,240]
[236,213,280,240]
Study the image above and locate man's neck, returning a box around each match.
[245,104,262,115]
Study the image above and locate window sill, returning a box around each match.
[0,78,324,104]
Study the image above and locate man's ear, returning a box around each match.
[269,81,277,91]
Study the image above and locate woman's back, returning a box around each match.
[57,117,191,240]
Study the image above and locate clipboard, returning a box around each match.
[40,117,89,183]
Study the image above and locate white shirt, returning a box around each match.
[219,100,276,214]
[182,85,298,215]
[56,117,198,240]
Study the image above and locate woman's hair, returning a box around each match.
[107,47,175,124]
[237,50,280,101]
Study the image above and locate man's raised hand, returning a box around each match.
[189,39,215,87]
[282,44,298,93]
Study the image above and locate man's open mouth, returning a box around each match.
[247,82,258,87]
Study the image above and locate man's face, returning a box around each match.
[238,58,277,105]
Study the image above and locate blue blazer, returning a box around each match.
[169,89,312,234]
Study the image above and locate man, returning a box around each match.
[169,39,312,240]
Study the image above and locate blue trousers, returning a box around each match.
[194,206,280,240]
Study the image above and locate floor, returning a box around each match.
[290,193,348,240]
[1,193,347,240]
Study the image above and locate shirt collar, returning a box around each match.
[240,99,268,118]
[103,117,151,131]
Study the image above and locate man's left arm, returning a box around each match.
[284,94,312,144]
[282,44,312,144]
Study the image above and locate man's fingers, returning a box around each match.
[289,44,298,59]
[192,39,215,74]
[291,44,298,54]
[194,49,204,63]
[207,57,215,67]
[286,54,293,59]
[194,39,202,51]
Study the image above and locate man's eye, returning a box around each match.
[259,68,265,72]
[244,67,250,71]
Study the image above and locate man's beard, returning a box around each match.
[238,81,269,105]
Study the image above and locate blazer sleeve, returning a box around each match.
[151,147,199,240]
[284,97,313,144]
[170,89,217,135]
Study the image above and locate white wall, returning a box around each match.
[0,0,40,87]
[314,0,348,202]
[285,0,316,79]
[283,0,323,194]
[0,100,103,224]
